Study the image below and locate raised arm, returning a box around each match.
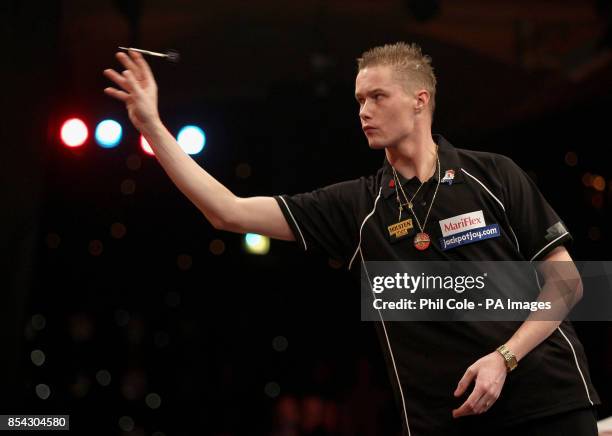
[103,51,294,241]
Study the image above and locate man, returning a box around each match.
[104,42,600,435]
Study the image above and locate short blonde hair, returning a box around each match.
[357,42,437,114]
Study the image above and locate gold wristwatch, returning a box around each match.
[496,344,518,372]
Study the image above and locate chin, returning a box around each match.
[365,133,391,149]
[367,140,390,150]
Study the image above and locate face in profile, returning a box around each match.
[355,65,421,149]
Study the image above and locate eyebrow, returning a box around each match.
[355,88,386,100]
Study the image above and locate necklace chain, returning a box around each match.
[391,145,441,233]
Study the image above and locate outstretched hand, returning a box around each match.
[452,351,507,418]
[103,51,160,134]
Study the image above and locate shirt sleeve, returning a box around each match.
[495,154,573,261]
[273,179,361,263]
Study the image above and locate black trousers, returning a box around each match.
[459,407,599,436]
[500,408,598,436]
[406,408,599,436]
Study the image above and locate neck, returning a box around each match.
[385,131,438,183]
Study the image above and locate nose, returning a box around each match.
[359,100,372,121]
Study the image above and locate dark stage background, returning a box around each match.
[2,1,612,435]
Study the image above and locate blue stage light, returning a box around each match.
[95,119,122,148]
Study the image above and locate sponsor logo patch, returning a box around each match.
[439,210,486,237]
[439,224,501,251]
[545,221,569,241]
[441,169,456,185]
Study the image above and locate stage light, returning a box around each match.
[176,254,192,271]
[110,222,127,239]
[272,336,288,352]
[564,151,578,167]
[165,291,181,308]
[35,384,51,400]
[145,393,162,409]
[95,119,122,148]
[588,226,601,241]
[592,175,606,192]
[118,416,135,432]
[244,233,270,255]
[264,381,280,398]
[60,118,88,147]
[120,179,136,195]
[154,331,169,348]
[140,135,155,156]
[45,233,60,249]
[177,125,206,155]
[115,309,130,327]
[96,370,112,387]
[209,239,225,255]
[235,162,252,179]
[30,349,46,367]
[31,314,46,331]
[591,193,604,208]
[126,154,142,170]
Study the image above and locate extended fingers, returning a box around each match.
[103,68,133,92]
[103,68,143,98]
[116,52,143,80]
[103,87,129,102]
[130,51,155,83]
[121,70,140,93]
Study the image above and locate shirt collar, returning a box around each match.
[381,134,463,199]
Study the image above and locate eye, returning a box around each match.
[373,94,383,101]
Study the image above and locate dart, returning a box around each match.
[118,46,180,63]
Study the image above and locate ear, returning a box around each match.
[414,89,430,112]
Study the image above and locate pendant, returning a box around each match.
[413,232,431,251]
[387,219,415,243]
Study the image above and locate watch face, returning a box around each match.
[508,357,517,371]
[497,345,517,371]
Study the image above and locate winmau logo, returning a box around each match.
[439,210,486,237]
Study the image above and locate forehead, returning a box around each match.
[355,65,399,94]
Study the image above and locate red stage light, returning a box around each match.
[140,135,155,156]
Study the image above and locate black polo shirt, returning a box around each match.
[273,135,600,435]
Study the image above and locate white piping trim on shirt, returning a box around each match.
[534,272,594,406]
[460,168,521,254]
[530,232,570,262]
[348,186,383,271]
[278,195,308,251]
[557,326,595,406]
[348,185,410,433]
[360,251,411,435]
